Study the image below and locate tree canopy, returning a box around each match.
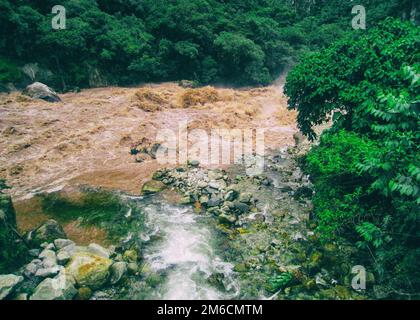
[0,0,417,90]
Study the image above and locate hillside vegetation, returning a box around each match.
[286,19,419,298]
[0,0,417,90]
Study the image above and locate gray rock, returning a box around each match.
[24,259,43,277]
[35,266,62,278]
[178,80,195,88]
[87,243,110,259]
[39,249,57,268]
[208,170,223,181]
[30,270,77,300]
[57,243,76,256]
[207,195,222,207]
[28,249,40,257]
[204,187,218,195]
[188,160,200,167]
[197,181,208,189]
[0,274,24,300]
[54,239,75,250]
[239,193,252,204]
[233,202,250,214]
[208,181,221,190]
[110,262,127,285]
[57,250,71,265]
[22,82,61,102]
[224,189,238,201]
[199,195,209,205]
[44,243,55,251]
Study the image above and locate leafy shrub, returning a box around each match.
[0,57,21,83]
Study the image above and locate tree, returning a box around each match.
[285,19,419,140]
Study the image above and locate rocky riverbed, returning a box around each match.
[0,81,371,300]
[0,145,371,300]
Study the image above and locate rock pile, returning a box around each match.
[151,161,271,227]
[0,219,141,300]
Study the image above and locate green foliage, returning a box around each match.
[358,66,420,203]
[268,272,293,292]
[0,57,22,83]
[293,20,419,297]
[1,0,415,89]
[306,130,382,238]
[285,19,419,140]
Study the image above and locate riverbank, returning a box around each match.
[0,81,368,300]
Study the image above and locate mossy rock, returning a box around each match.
[233,263,247,273]
[123,249,138,263]
[307,250,323,272]
[141,180,167,195]
[146,274,162,288]
[66,253,112,290]
[178,196,193,205]
[76,287,92,300]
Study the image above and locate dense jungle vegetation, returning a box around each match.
[286,19,419,298]
[0,0,418,89]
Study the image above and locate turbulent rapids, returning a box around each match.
[119,194,240,300]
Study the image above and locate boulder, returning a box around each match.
[188,160,200,167]
[22,82,61,102]
[178,80,195,88]
[123,249,138,263]
[208,181,221,190]
[30,270,77,300]
[56,250,71,265]
[26,219,67,247]
[141,180,166,195]
[110,262,127,285]
[207,195,222,208]
[24,259,43,278]
[87,243,110,259]
[66,252,112,289]
[233,202,250,214]
[239,193,252,204]
[39,249,57,268]
[149,143,161,159]
[0,274,23,300]
[54,239,75,250]
[35,266,61,278]
[127,262,139,275]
